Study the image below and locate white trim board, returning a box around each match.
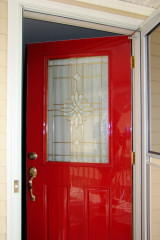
[141,33,149,240]
[7,1,22,240]
[7,0,143,240]
[141,7,160,35]
[132,32,142,240]
[23,10,134,35]
[21,0,143,31]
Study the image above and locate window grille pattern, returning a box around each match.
[47,56,109,163]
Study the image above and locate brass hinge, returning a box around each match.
[133,152,136,165]
[131,56,135,69]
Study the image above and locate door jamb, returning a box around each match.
[132,31,141,240]
[7,0,142,239]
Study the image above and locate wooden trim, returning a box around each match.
[7,1,22,240]
[141,8,160,35]
[132,32,142,240]
[23,10,134,35]
[141,33,148,240]
[20,0,143,31]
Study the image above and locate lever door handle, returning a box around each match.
[28,167,37,201]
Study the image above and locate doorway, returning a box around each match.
[22,17,122,240]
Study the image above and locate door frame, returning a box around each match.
[140,9,160,240]
[7,0,142,239]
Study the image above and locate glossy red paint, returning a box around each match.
[27,36,132,240]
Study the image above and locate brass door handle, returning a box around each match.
[28,167,37,201]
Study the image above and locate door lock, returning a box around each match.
[28,152,38,160]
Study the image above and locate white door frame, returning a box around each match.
[140,9,160,240]
[7,0,142,239]
[132,31,141,240]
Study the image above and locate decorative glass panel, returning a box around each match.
[47,56,109,163]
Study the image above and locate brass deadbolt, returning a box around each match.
[28,152,38,160]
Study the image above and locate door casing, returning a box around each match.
[7,0,143,239]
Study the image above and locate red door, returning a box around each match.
[27,36,132,240]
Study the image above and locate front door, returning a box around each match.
[27,36,132,240]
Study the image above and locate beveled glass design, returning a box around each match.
[148,24,160,154]
[47,56,108,163]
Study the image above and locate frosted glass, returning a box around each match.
[47,56,109,163]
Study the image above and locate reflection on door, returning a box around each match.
[47,56,108,163]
